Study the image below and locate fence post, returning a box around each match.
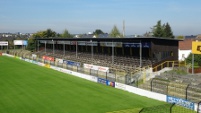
[198,101,201,113]
[166,82,169,95]
[170,103,175,113]
[150,78,155,91]
[186,84,190,100]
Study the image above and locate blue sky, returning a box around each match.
[0,0,201,35]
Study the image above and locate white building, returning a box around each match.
[178,38,192,61]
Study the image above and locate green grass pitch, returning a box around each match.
[0,56,194,113]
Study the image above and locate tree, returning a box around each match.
[43,28,56,38]
[176,35,184,40]
[186,53,201,67]
[163,23,174,38]
[152,20,164,37]
[151,20,174,38]
[109,25,122,38]
[26,37,36,51]
[61,29,72,38]
[27,28,57,51]
[93,29,104,35]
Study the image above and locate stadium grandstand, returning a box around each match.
[29,37,179,84]
[35,37,178,68]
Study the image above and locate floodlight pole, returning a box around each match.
[140,40,142,67]
[91,40,93,60]
[76,41,78,58]
[37,40,39,52]
[112,41,114,64]
[63,41,65,56]
[45,41,46,54]
[52,39,54,55]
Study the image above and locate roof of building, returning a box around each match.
[179,38,193,50]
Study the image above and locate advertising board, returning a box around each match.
[85,41,98,46]
[100,42,122,47]
[98,78,115,87]
[83,64,109,72]
[66,60,80,67]
[123,42,151,48]
[55,58,63,64]
[192,41,201,54]
[166,95,194,110]
[14,40,27,45]
[32,54,37,59]
[0,41,8,46]
[42,56,54,61]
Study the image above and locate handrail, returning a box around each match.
[152,60,186,72]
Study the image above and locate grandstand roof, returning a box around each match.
[36,37,181,42]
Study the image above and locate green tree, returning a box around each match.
[26,37,36,52]
[93,29,104,35]
[176,35,184,40]
[152,20,174,38]
[43,28,56,38]
[27,29,57,51]
[152,20,164,37]
[109,25,122,38]
[163,23,174,38]
[186,53,201,66]
[61,29,72,38]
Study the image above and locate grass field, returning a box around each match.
[0,56,194,113]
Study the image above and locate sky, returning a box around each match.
[0,0,201,36]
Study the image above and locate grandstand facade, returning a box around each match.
[36,37,179,68]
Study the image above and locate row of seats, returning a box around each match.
[35,49,153,73]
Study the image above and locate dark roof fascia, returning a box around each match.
[36,37,181,42]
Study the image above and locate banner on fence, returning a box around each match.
[55,58,63,64]
[66,60,80,67]
[32,54,37,59]
[166,95,194,110]
[98,78,115,87]
[42,56,54,61]
[83,64,109,72]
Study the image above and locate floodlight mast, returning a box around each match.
[76,41,78,58]
[112,41,114,64]
[52,39,54,55]
[45,41,46,54]
[63,41,65,56]
[91,40,93,61]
